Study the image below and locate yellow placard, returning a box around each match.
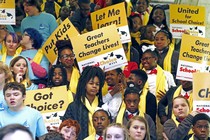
[91,2,127,29]
[71,25,122,61]
[170,4,205,26]
[179,34,210,64]
[41,18,79,64]
[0,0,15,8]
[25,86,69,113]
[193,73,210,101]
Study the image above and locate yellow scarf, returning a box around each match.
[69,67,80,94]
[144,65,166,102]
[163,45,173,73]
[67,90,74,104]
[125,42,132,61]
[1,41,6,55]
[126,1,133,17]
[1,47,22,63]
[116,101,145,124]
[84,97,98,135]
[11,78,30,88]
[139,87,148,113]
[130,32,141,46]
[33,49,44,64]
[173,85,193,111]
[142,12,149,26]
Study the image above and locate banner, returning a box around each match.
[71,25,127,72]
[91,2,130,44]
[25,86,69,127]
[170,4,205,38]
[0,0,15,25]
[193,73,210,116]
[42,18,79,64]
[176,34,210,81]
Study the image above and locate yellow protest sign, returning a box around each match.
[176,34,210,81]
[91,2,130,43]
[193,73,210,116]
[42,18,79,64]
[71,25,127,72]
[0,0,15,25]
[25,86,70,127]
[170,4,205,38]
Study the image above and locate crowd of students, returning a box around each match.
[0,0,209,139]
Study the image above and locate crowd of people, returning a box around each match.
[0,0,209,140]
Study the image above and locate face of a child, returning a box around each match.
[11,58,27,76]
[192,120,209,140]
[4,89,25,111]
[106,126,124,140]
[173,98,189,119]
[60,126,77,140]
[124,93,140,113]
[154,32,170,51]
[135,0,148,13]
[5,35,19,53]
[52,68,63,86]
[144,26,156,41]
[152,8,165,25]
[131,16,142,33]
[85,76,100,98]
[141,52,157,70]
[129,120,146,140]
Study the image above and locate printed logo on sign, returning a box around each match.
[0,9,13,20]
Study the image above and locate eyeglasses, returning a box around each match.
[141,57,154,61]
[61,54,75,59]
[0,27,7,31]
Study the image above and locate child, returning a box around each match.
[0,82,47,139]
[115,85,156,140]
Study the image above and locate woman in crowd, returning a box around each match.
[62,66,105,140]
[163,96,199,140]
[103,123,130,140]
[0,61,12,111]
[9,55,38,90]
[56,40,80,94]
[20,28,49,85]
[0,32,22,65]
[127,116,151,140]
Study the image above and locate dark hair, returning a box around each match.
[23,28,43,49]
[78,0,90,4]
[142,49,158,58]
[93,108,112,122]
[56,40,73,59]
[155,29,173,44]
[23,0,42,12]
[115,68,123,74]
[47,64,68,89]
[124,86,140,98]
[192,113,210,126]
[3,82,26,96]
[147,5,169,31]
[59,119,81,136]
[130,69,148,85]
[43,132,64,140]
[75,66,105,107]
[0,124,33,140]
[15,6,26,17]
